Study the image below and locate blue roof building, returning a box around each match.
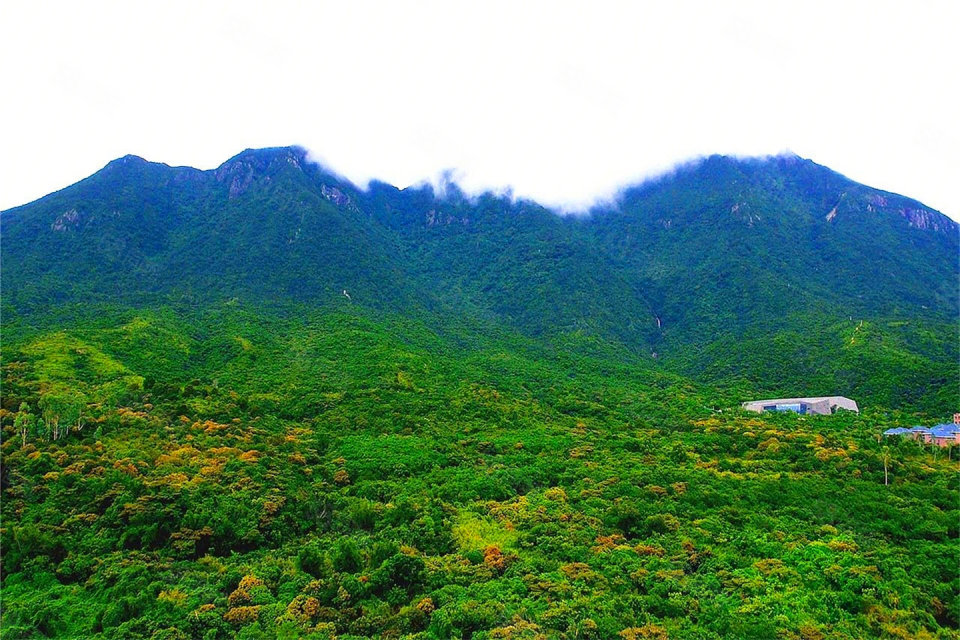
[930,424,960,440]
[885,423,960,447]
[883,427,910,436]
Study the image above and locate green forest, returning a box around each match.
[1,149,957,638]
[2,303,957,639]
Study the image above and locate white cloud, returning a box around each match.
[1,1,957,219]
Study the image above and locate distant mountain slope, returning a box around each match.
[2,146,957,411]
[591,155,957,341]
[2,148,427,313]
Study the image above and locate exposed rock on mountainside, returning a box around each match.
[2,147,957,410]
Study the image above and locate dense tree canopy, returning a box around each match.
[1,149,956,638]
[1,305,957,639]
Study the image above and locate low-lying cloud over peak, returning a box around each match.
[298,146,811,217]
[2,3,956,218]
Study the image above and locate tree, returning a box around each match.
[14,402,35,448]
[882,446,890,486]
[38,389,86,441]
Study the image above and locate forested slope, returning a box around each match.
[2,148,957,639]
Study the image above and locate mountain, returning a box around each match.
[3,146,957,411]
[2,148,958,640]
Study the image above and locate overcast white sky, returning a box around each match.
[1,1,958,218]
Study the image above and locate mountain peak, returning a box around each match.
[101,154,153,172]
[116,153,148,164]
[2,145,956,413]
[219,146,308,170]
[213,146,310,198]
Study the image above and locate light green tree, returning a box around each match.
[38,389,86,441]
[14,402,35,448]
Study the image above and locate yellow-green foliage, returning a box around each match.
[452,512,519,552]
[118,316,190,354]
[0,307,955,640]
[22,332,142,391]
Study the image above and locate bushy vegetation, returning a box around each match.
[2,304,957,639]
[1,148,957,637]
[3,148,957,412]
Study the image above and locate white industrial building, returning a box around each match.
[741,396,859,415]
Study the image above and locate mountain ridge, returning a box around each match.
[2,146,957,413]
[2,147,959,640]
[9,145,955,230]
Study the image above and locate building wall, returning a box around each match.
[742,396,859,414]
[807,400,833,415]
[932,434,959,447]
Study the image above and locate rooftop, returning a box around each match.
[742,396,859,413]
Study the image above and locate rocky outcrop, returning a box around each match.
[216,161,256,198]
[321,185,354,209]
[51,209,82,232]
[858,192,957,234]
[424,209,469,226]
[215,147,308,199]
[898,206,954,233]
